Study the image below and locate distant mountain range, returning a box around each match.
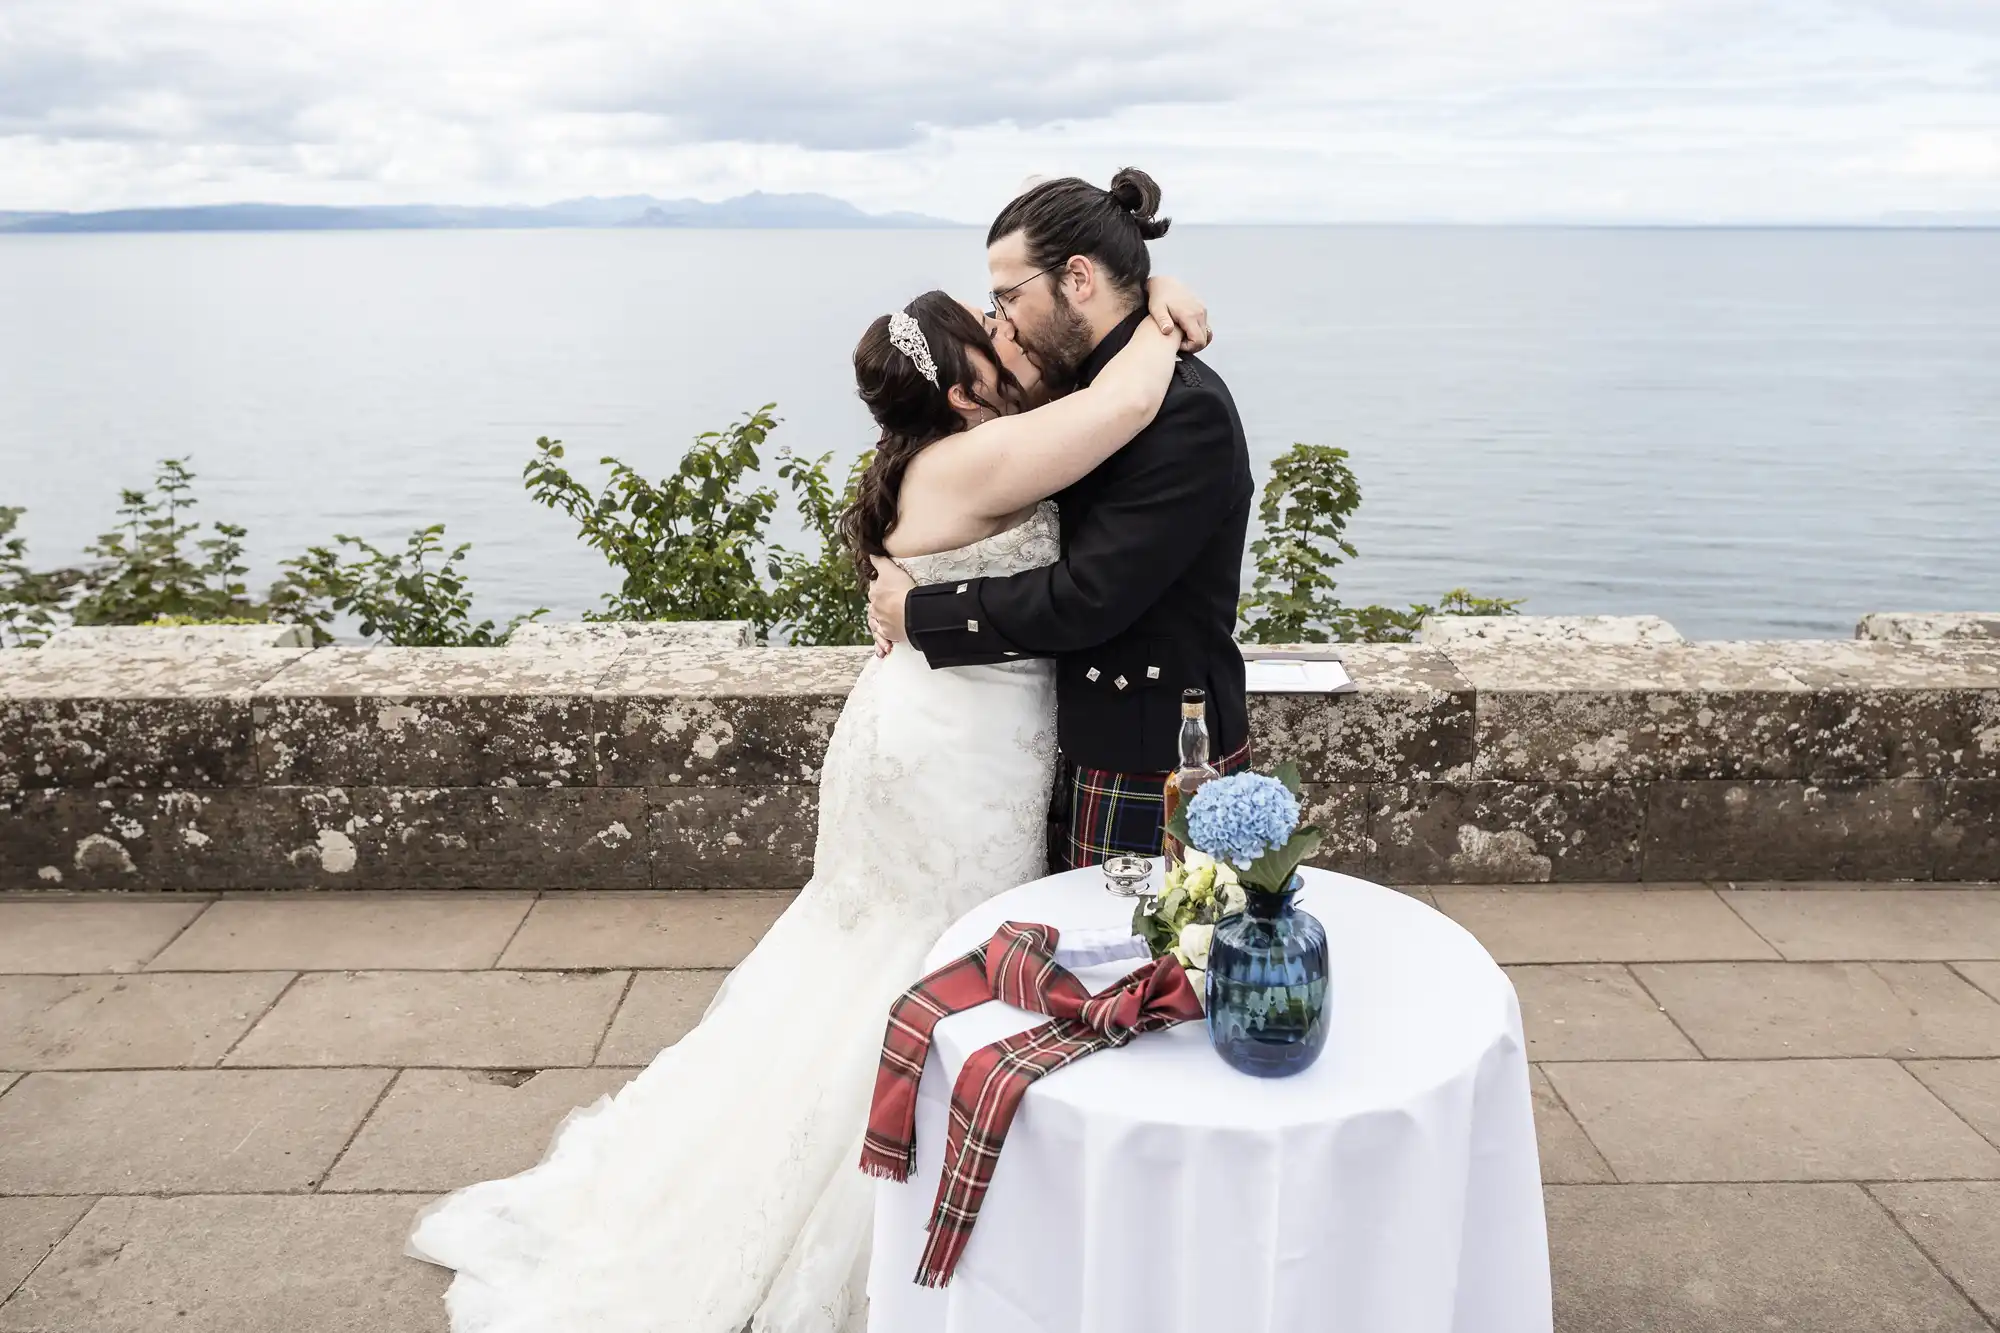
[0,192,963,233]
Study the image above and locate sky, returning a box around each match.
[3,0,1999,222]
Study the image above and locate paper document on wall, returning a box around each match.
[1242,654,1356,694]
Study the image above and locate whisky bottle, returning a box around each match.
[1162,688,1221,868]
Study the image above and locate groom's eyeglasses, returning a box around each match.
[986,265,1066,320]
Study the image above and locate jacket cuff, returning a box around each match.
[906,578,1023,664]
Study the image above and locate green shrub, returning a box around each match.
[1238,443,1521,643]
[767,449,872,647]
[277,525,543,647]
[524,409,873,646]
[6,420,1518,653]
[68,459,275,627]
[524,409,780,629]
[0,507,84,648]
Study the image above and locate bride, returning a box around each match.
[407,278,1210,1332]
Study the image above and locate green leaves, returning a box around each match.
[6,419,1521,656]
[524,412,874,647]
[0,507,85,648]
[67,458,268,629]
[524,408,782,631]
[1237,443,1522,644]
[766,448,873,647]
[275,525,544,647]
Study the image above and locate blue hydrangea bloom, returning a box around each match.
[1185,773,1300,868]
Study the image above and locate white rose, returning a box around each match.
[1212,861,1240,887]
[1184,966,1207,1007]
[1177,922,1214,970]
[1221,883,1247,917]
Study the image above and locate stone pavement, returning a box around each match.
[2,886,1998,1332]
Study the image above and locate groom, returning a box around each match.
[868,168,1254,869]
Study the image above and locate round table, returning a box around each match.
[867,865,1552,1333]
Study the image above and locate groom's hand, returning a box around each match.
[866,556,915,655]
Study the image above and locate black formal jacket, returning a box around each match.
[904,309,1253,774]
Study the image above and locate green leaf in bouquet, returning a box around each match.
[1164,806,1192,850]
[1241,824,1326,893]
[1132,900,1178,957]
[1272,762,1304,798]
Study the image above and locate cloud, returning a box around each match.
[2,0,1998,219]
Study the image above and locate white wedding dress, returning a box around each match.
[408,502,1062,1332]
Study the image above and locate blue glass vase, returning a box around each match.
[1205,877,1328,1077]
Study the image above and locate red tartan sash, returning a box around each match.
[860,921,1204,1287]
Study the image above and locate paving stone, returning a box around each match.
[596,970,726,1065]
[1508,964,1699,1061]
[0,1193,448,1333]
[0,899,207,973]
[224,970,627,1068]
[1544,1059,2000,1182]
[1634,962,2000,1059]
[0,1197,92,1300]
[499,892,791,969]
[322,1067,637,1193]
[1434,889,1779,963]
[150,894,533,971]
[0,1074,15,1097]
[1645,780,1939,881]
[1548,1183,1989,1333]
[1530,1066,1613,1184]
[1722,890,2000,960]
[1905,1060,2000,1147]
[0,1069,391,1194]
[0,972,293,1069]
[1958,962,2000,1004]
[1871,1182,2000,1322]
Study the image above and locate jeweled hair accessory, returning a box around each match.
[888,311,939,387]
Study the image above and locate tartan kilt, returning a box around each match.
[1053,740,1254,871]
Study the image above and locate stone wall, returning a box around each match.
[3,621,1996,890]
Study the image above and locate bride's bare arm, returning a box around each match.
[917,320,1182,522]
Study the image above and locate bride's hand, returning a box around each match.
[1145,276,1211,353]
[866,555,914,655]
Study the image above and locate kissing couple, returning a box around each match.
[409,168,1255,1332]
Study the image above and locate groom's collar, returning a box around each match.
[1074,308,1149,389]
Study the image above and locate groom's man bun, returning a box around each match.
[1106,168,1171,241]
[988,167,1172,299]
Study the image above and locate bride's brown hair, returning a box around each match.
[841,290,1022,586]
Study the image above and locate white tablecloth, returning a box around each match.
[868,866,1551,1333]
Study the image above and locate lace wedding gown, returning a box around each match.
[408,503,1062,1333]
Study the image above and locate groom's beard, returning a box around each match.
[1014,292,1096,399]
